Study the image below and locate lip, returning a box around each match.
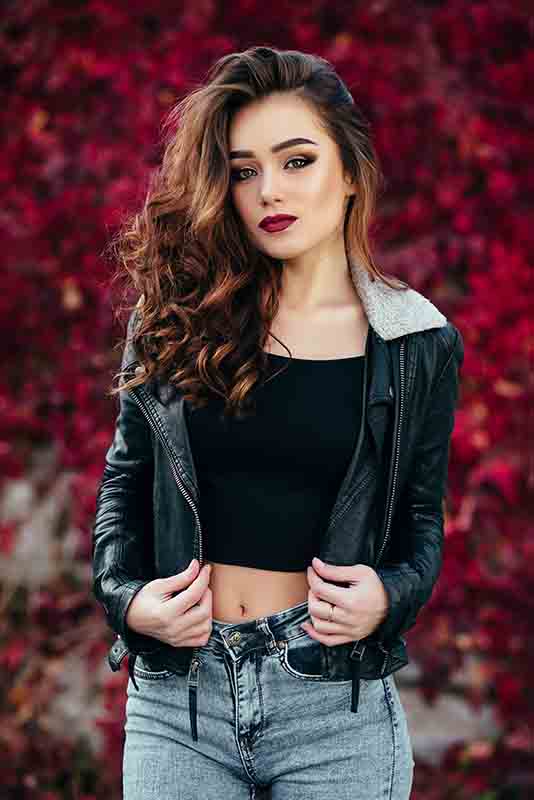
[259,214,298,232]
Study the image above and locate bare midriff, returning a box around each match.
[207,561,309,623]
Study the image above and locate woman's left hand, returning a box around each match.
[301,557,390,646]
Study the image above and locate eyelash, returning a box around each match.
[230,156,315,183]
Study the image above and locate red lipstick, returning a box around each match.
[259,214,298,232]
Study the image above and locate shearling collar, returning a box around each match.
[350,261,447,341]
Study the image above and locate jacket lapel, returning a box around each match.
[365,329,394,463]
[352,262,448,462]
[148,378,200,502]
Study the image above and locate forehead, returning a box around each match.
[228,93,328,151]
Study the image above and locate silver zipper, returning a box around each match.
[124,368,205,668]
[374,339,405,568]
[127,377,203,566]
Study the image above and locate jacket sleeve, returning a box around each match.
[92,306,162,655]
[371,325,464,645]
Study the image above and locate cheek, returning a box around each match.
[304,187,346,238]
[230,170,345,238]
[317,170,343,209]
[303,167,346,218]
[230,186,251,223]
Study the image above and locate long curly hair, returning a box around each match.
[107,45,407,419]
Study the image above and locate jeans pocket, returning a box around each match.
[133,655,176,682]
[277,631,337,682]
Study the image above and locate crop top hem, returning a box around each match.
[263,351,365,362]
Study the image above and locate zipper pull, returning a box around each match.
[351,658,362,712]
[188,658,201,742]
[349,640,367,713]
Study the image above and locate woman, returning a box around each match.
[93,46,463,800]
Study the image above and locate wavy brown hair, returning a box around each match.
[107,45,407,419]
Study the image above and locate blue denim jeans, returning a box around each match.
[123,599,415,799]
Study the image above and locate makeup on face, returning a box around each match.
[228,93,352,264]
[229,137,319,235]
[258,215,299,233]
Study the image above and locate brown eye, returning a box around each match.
[230,156,315,183]
[286,157,312,169]
[230,167,254,182]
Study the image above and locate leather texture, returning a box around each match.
[92,271,464,688]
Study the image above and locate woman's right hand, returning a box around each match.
[125,559,213,648]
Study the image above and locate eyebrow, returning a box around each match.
[229,137,319,160]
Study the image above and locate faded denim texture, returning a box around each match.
[123,599,415,799]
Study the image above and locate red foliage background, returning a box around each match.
[1,2,532,798]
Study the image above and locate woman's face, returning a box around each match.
[228,92,356,262]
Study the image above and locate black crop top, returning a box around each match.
[184,351,365,572]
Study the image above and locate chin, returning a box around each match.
[257,241,310,261]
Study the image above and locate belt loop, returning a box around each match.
[256,618,279,655]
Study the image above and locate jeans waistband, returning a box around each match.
[203,599,311,657]
[184,599,312,743]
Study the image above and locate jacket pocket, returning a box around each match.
[132,655,176,681]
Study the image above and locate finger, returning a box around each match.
[169,565,211,612]
[321,596,349,624]
[307,593,344,624]
[311,557,364,585]
[302,622,354,646]
[307,566,352,609]
[177,589,211,632]
[304,610,350,636]
[187,620,212,638]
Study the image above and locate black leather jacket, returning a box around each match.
[92,272,464,736]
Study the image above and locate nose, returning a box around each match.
[259,169,283,205]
